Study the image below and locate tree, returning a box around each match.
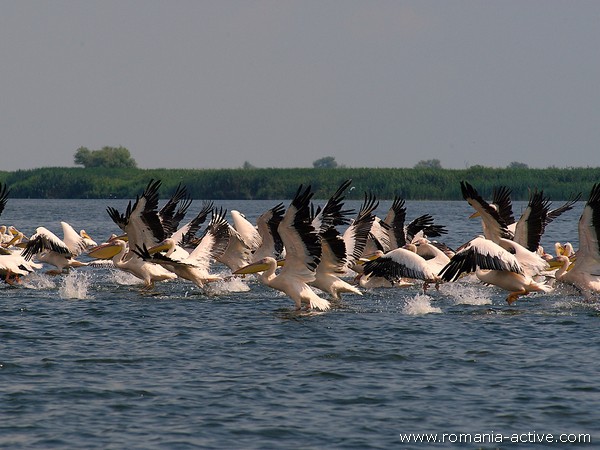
[414,159,442,169]
[242,161,256,169]
[313,156,338,169]
[507,161,529,169]
[74,146,137,168]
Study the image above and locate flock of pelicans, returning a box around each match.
[0,178,599,310]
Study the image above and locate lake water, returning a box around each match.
[1,198,598,449]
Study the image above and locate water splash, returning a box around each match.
[58,271,91,300]
[402,294,442,315]
[212,276,251,294]
[21,272,56,290]
[443,283,492,306]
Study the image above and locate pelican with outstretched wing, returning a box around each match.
[553,183,600,297]
[234,185,330,311]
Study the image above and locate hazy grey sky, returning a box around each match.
[2,1,599,171]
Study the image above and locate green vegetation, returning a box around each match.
[0,166,597,200]
[74,146,137,168]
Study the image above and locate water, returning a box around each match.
[1,199,598,449]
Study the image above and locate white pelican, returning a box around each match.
[21,226,89,275]
[475,182,581,253]
[343,192,380,272]
[100,179,197,288]
[88,238,177,288]
[234,185,330,311]
[308,179,366,300]
[106,179,166,256]
[362,238,451,292]
[170,200,214,249]
[249,202,286,263]
[552,183,600,297]
[383,196,448,250]
[439,236,552,304]
[134,209,231,288]
[216,209,262,272]
[461,181,513,243]
[0,232,42,283]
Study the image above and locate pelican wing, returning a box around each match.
[188,208,231,269]
[497,238,549,277]
[461,181,513,242]
[311,179,354,233]
[175,200,214,248]
[343,192,379,265]
[159,183,192,237]
[439,236,523,282]
[22,227,72,260]
[577,183,600,260]
[366,218,392,254]
[406,214,448,242]
[253,202,285,261]
[277,185,321,282]
[383,196,407,249]
[217,224,253,271]
[60,221,89,257]
[491,185,515,226]
[318,227,348,273]
[546,192,582,225]
[513,189,550,252]
[363,248,437,282]
[122,179,165,251]
[0,182,9,218]
[231,210,261,251]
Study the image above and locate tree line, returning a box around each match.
[0,166,596,201]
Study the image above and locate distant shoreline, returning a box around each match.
[1,166,597,200]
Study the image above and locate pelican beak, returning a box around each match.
[276,259,285,267]
[469,211,481,219]
[147,242,171,254]
[547,258,564,270]
[108,233,128,242]
[80,230,94,240]
[357,251,383,265]
[233,261,270,275]
[88,242,121,259]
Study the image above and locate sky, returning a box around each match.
[1,1,599,171]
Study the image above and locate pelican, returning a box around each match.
[216,209,262,272]
[134,209,230,288]
[0,249,37,283]
[383,195,448,250]
[100,179,188,287]
[234,185,330,311]
[250,202,286,263]
[439,236,552,304]
[106,179,167,256]
[165,200,214,256]
[88,238,177,288]
[308,179,368,300]
[21,225,89,275]
[461,181,512,243]
[362,238,451,292]
[470,182,581,252]
[552,183,600,297]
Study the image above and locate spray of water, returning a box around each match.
[443,283,492,306]
[402,294,442,315]
[58,271,91,300]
